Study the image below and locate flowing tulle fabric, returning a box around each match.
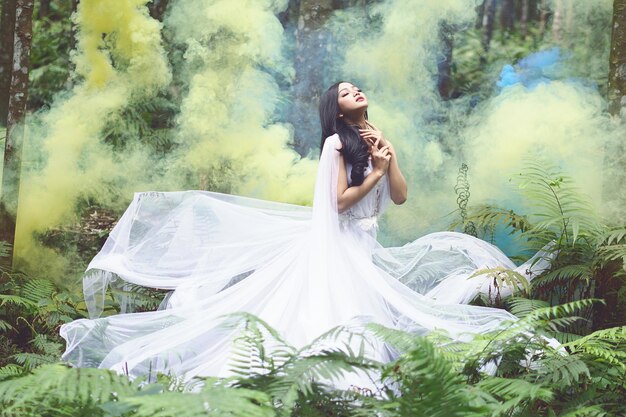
[60,134,559,389]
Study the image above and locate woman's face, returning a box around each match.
[337,82,368,116]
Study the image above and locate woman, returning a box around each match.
[60,81,560,391]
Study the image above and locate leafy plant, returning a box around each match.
[0,253,86,378]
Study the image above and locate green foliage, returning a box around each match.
[469,266,532,305]
[372,325,490,417]
[451,159,625,332]
[0,363,138,416]
[101,95,179,154]
[476,377,553,415]
[452,25,549,99]
[0,306,623,416]
[28,1,74,109]
[450,204,532,240]
[108,380,274,417]
[223,312,383,416]
[0,260,86,379]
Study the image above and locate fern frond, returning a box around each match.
[0,242,10,260]
[112,379,273,417]
[0,319,15,332]
[0,294,37,309]
[469,266,531,295]
[0,365,23,381]
[514,159,603,247]
[384,335,490,417]
[560,405,609,417]
[31,334,63,356]
[269,348,378,399]
[0,363,136,415]
[449,204,533,236]
[533,265,593,289]
[21,279,55,304]
[597,243,626,266]
[562,326,626,371]
[534,350,591,386]
[506,296,550,318]
[11,352,58,370]
[477,377,553,414]
[366,322,428,353]
[223,312,297,377]
[601,228,626,246]
[523,299,601,322]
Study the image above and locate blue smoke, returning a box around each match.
[497,47,564,90]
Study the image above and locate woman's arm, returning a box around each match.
[384,142,407,204]
[336,140,391,213]
[359,127,407,205]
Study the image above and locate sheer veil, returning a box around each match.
[60,132,565,386]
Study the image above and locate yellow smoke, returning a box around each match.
[15,0,318,278]
[166,0,316,204]
[15,0,171,277]
[463,82,608,207]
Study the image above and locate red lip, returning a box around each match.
[356,97,364,102]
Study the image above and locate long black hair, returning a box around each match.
[318,81,370,186]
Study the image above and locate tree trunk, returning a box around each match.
[608,0,626,117]
[38,0,50,19]
[475,0,485,30]
[552,0,564,42]
[0,0,17,126]
[500,0,515,35]
[520,0,529,39]
[481,0,497,54]
[70,0,78,52]
[539,0,550,38]
[288,0,333,156]
[437,23,454,100]
[596,1,626,331]
[148,0,169,22]
[0,0,34,268]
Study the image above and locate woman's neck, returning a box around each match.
[344,115,367,129]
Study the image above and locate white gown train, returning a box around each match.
[60,134,560,389]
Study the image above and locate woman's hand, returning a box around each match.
[359,128,389,149]
[371,138,391,175]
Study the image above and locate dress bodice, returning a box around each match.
[339,157,391,236]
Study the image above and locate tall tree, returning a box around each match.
[595,0,626,330]
[520,0,529,39]
[148,0,169,22]
[608,0,626,117]
[38,0,50,19]
[70,0,78,53]
[287,0,333,155]
[0,0,17,126]
[437,23,454,100]
[539,0,550,38]
[0,0,34,268]
[481,0,497,57]
[500,0,516,35]
[552,0,564,42]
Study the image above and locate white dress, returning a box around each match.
[59,133,559,389]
